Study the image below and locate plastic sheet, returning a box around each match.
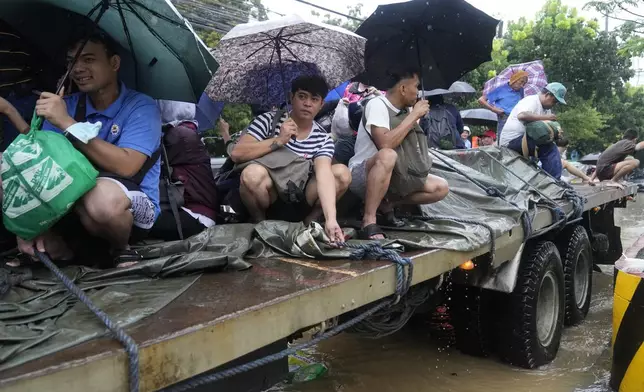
[0,148,576,370]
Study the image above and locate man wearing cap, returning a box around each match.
[478,70,528,140]
[499,82,567,177]
[461,126,472,149]
[479,130,496,147]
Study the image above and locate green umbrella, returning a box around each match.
[0,0,217,102]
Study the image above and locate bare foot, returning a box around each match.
[606,181,625,190]
[116,261,139,268]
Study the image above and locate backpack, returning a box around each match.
[361,100,433,198]
[421,105,460,150]
[233,111,312,204]
[521,121,561,158]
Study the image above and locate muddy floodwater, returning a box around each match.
[277,199,644,392]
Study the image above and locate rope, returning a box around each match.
[34,250,140,392]
[429,149,534,241]
[163,241,412,392]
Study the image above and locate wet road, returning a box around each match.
[278,199,644,392]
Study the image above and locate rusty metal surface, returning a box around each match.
[0,185,637,392]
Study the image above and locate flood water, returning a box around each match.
[277,199,644,392]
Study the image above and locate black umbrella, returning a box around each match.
[355,0,499,91]
[460,108,498,127]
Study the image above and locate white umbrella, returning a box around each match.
[206,14,366,107]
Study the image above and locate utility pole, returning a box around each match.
[605,14,609,32]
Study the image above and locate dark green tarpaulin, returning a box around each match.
[0,147,576,371]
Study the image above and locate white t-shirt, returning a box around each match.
[348,96,400,169]
[499,95,551,147]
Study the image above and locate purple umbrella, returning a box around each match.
[484,60,548,97]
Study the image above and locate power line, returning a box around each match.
[293,0,364,22]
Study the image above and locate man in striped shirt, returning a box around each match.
[230,75,351,242]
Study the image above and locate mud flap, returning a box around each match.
[586,204,623,265]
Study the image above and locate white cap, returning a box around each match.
[463,126,471,134]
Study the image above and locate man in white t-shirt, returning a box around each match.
[230,76,351,242]
[499,82,567,178]
[348,69,449,240]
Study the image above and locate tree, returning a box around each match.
[172,0,268,34]
[310,4,365,31]
[504,0,633,101]
[587,0,644,55]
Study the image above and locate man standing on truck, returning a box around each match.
[591,129,641,187]
[348,68,449,240]
[230,75,350,243]
[13,32,162,267]
[499,82,567,178]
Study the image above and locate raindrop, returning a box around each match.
[457,13,460,18]
[402,18,406,23]
[427,24,433,31]
[459,32,463,36]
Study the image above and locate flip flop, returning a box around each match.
[377,210,405,228]
[112,248,143,267]
[358,224,387,240]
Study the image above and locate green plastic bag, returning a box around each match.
[1,113,98,240]
[525,120,561,145]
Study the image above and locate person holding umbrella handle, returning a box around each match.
[348,68,449,240]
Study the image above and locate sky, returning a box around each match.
[261,0,605,26]
[259,0,643,85]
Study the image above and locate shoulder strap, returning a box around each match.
[74,93,87,122]
[130,147,161,184]
[160,142,184,240]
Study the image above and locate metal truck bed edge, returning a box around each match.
[0,184,636,392]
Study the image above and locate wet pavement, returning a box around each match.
[277,199,644,392]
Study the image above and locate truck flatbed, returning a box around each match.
[0,184,636,392]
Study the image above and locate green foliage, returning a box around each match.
[459,0,642,154]
[310,4,364,31]
[504,0,633,100]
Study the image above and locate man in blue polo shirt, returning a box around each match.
[15,32,161,266]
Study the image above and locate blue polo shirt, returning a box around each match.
[42,83,162,218]
[486,84,524,115]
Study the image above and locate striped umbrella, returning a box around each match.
[484,60,548,97]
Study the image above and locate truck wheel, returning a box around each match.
[500,241,565,369]
[557,225,593,326]
[450,285,494,357]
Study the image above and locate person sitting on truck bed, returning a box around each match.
[499,82,567,178]
[13,32,162,267]
[230,75,350,243]
[591,129,641,187]
[557,137,594,185]
[348,67,449,240]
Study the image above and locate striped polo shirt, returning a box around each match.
[247,111,334,160]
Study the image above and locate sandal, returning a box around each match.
[377,210,405,228]
[358,224,387,240]
[112,248,143,267]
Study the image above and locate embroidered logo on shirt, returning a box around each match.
[110,124,120,136]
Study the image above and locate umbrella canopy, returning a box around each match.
[0,0,217,102]
[484,60,547,97]
[195,93,225,133]
[207,14,366,107]
[420,88,451,97]
[449,81,476,94]
[579,153,600,165]
[325,81,350,102]
[355,0,499,90]
[460,108,498,127]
